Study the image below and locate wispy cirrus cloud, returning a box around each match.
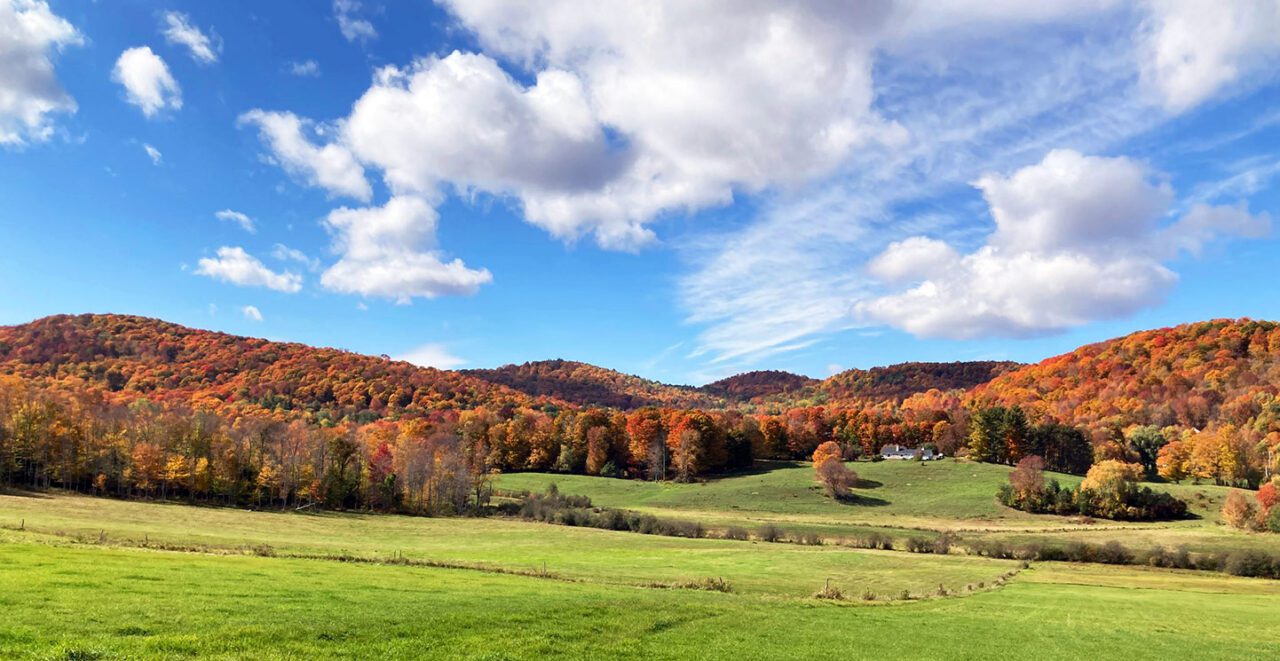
[161,11,220,64]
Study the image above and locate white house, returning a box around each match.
[879,444,938,461]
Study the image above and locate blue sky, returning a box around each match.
[1,1,1278,385]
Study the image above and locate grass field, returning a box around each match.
[0,492,1014,600]
[2,534,1279,659]
[495,460,1280,555]
[2,464,1278,659]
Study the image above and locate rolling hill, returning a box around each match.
[700,370,819,401]
[5,314,1280,440]
[969,318,1280,437]
[464,359,726,409]
[0,313,551,419]
[813,361,1022,406]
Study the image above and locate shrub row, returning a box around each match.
[904,533,954,555]
[967,538,1280,578]
[998,481,1188,521]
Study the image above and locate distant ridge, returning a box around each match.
[6,314,1277,436]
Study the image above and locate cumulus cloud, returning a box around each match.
[1140,0,1280,113]
[241,305,263,322]
[976,149,1174,253]
[0,0,83,146]
[195,246,302,293]
[396,342,466,370]
[288,60,320,77]
[319,196,492,302]
[334,0,376,42]
[214,209,255,233]
[112,46,182,117]
[161,11,220,64]
[238,0,1280,316]
[856,150,1271,338]
[342,52,632,237]
[438,1,905,246]
[142,143,161,165]
[244,2,905,252]
[237,109,371,201]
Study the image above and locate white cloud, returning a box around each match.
[976,149,1174,253]
[288,60,320,77]
[214,209,255,233]
[194,246,302,293]
[272,243,319,270]
[867,236,961,285]
[161,11,220,64]
[238,109,371,201]
[241,305,263,322]
[396,342,466,370]
[343,51,633,241]
[0,0,83,146]
[1140,0,1280,113]
[319,196,492,302]
[1165,202,1271,256]
[232,1,1278,356]
[142,143,162,165]
[436,1,906,247]
[855,150,1271,338]
[252,2,909,253]
[334,0,376,42]
[112,46,182,118]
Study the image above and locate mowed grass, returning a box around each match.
[494,460,1279,555]
[1,542,1278,660]
[0,492,1014,599]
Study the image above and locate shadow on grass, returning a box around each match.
[704,460,806,481]
[0,488,53,499]
[853,478,884,490]
[840,493,890,507]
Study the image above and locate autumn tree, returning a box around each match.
[1009,455,1046,498]
[812,441,856,500]
[1157,439,1191,483]
[812,441,842,466]
[668,427,701,482]
[760,416,788,459]
[1080,460,1143,493]
[625,407,665,479]
[1222,490,1257,530]
[1257,480,1278,513]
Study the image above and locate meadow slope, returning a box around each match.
[495,460,1280,555]
[2,492,1279,659]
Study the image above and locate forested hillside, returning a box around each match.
[700,370,818,402]
[970,319,1280,436]
[814,361,1021,406]
[4,314,1280,496]
[464,360,725,410]
[0,314,550,422]
[969,319,1280,486]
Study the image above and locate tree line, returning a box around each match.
[0,377,966,510]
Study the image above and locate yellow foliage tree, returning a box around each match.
[1080,460,1142,493]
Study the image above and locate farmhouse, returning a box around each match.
[879,444,937,461]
